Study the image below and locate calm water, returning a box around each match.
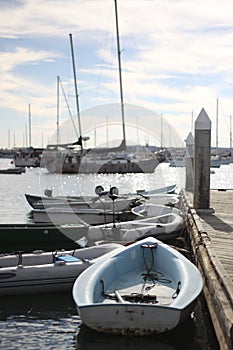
[1,162,230,349]
[0,292,218,350]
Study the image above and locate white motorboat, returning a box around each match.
[28,195,137,211]
[0,243,122,296]
[25,184,177,210]
[72,236,203,335]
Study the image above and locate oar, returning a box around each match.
[114,290,124,303]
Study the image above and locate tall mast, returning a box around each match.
[25,124,28,147]
[114,0,126,148]
[8,129,10,149]
[69,33,82,148]
[28,103,32,147]
[230,115,232,152]
[216,98,219,152]
[160,113,163,149]
[56,76,60,146]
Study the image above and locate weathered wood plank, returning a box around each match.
[180,189,233,350]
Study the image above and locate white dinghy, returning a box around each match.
[0,243,122,296]
[73,237,203,335]
[86,212,184,245]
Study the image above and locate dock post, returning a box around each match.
[185,132,194,192]
[194,108,211,209]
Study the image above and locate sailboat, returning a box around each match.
[79,0,160,174]
[79,0,161,174]
[43,2,161,174]
[41,35,85,174]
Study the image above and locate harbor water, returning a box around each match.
[1,162,232,349]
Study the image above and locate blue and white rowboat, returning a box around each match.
[73,237,203,335]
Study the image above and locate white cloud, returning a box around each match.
[0,0,233,148]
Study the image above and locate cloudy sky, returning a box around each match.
[1,0,233,150]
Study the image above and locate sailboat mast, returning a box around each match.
[56,76,60,146]
[230,115,232,152]
[114,0,126,148]
[28,103,32,147]
[69,33,82,148]
[216,98,219,153]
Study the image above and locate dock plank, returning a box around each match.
[199,191,233,286]
[180,189,233,350]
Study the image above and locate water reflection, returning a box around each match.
[76,324,176,350]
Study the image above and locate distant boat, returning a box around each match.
[0,157,25,174]
[14,147,43,168]
[169,155,221,168]
[210,155,221,168]
[0,243,122,296]
[72,236,203,335]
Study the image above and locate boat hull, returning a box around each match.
[78,303,182,335]
[0,244,122,295]
[32,208,135,226]
[78,298,199,335]
[0,264,87,296]
[0,223,88,253]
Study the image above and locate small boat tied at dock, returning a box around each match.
[31,206,136,226]
[26,184,179,225]
[0,222,89,253]
[0,243,123,296]
[86,205,184,245]
[25,184,178,210]
[72,236,203,336]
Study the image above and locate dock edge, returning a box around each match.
[180,189,233,350]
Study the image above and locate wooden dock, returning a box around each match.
[180,189,233,350]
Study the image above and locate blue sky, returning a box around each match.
[1,0,233,149]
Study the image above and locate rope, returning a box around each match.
[140,243,172,293]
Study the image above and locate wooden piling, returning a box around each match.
[194,108,211,209]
